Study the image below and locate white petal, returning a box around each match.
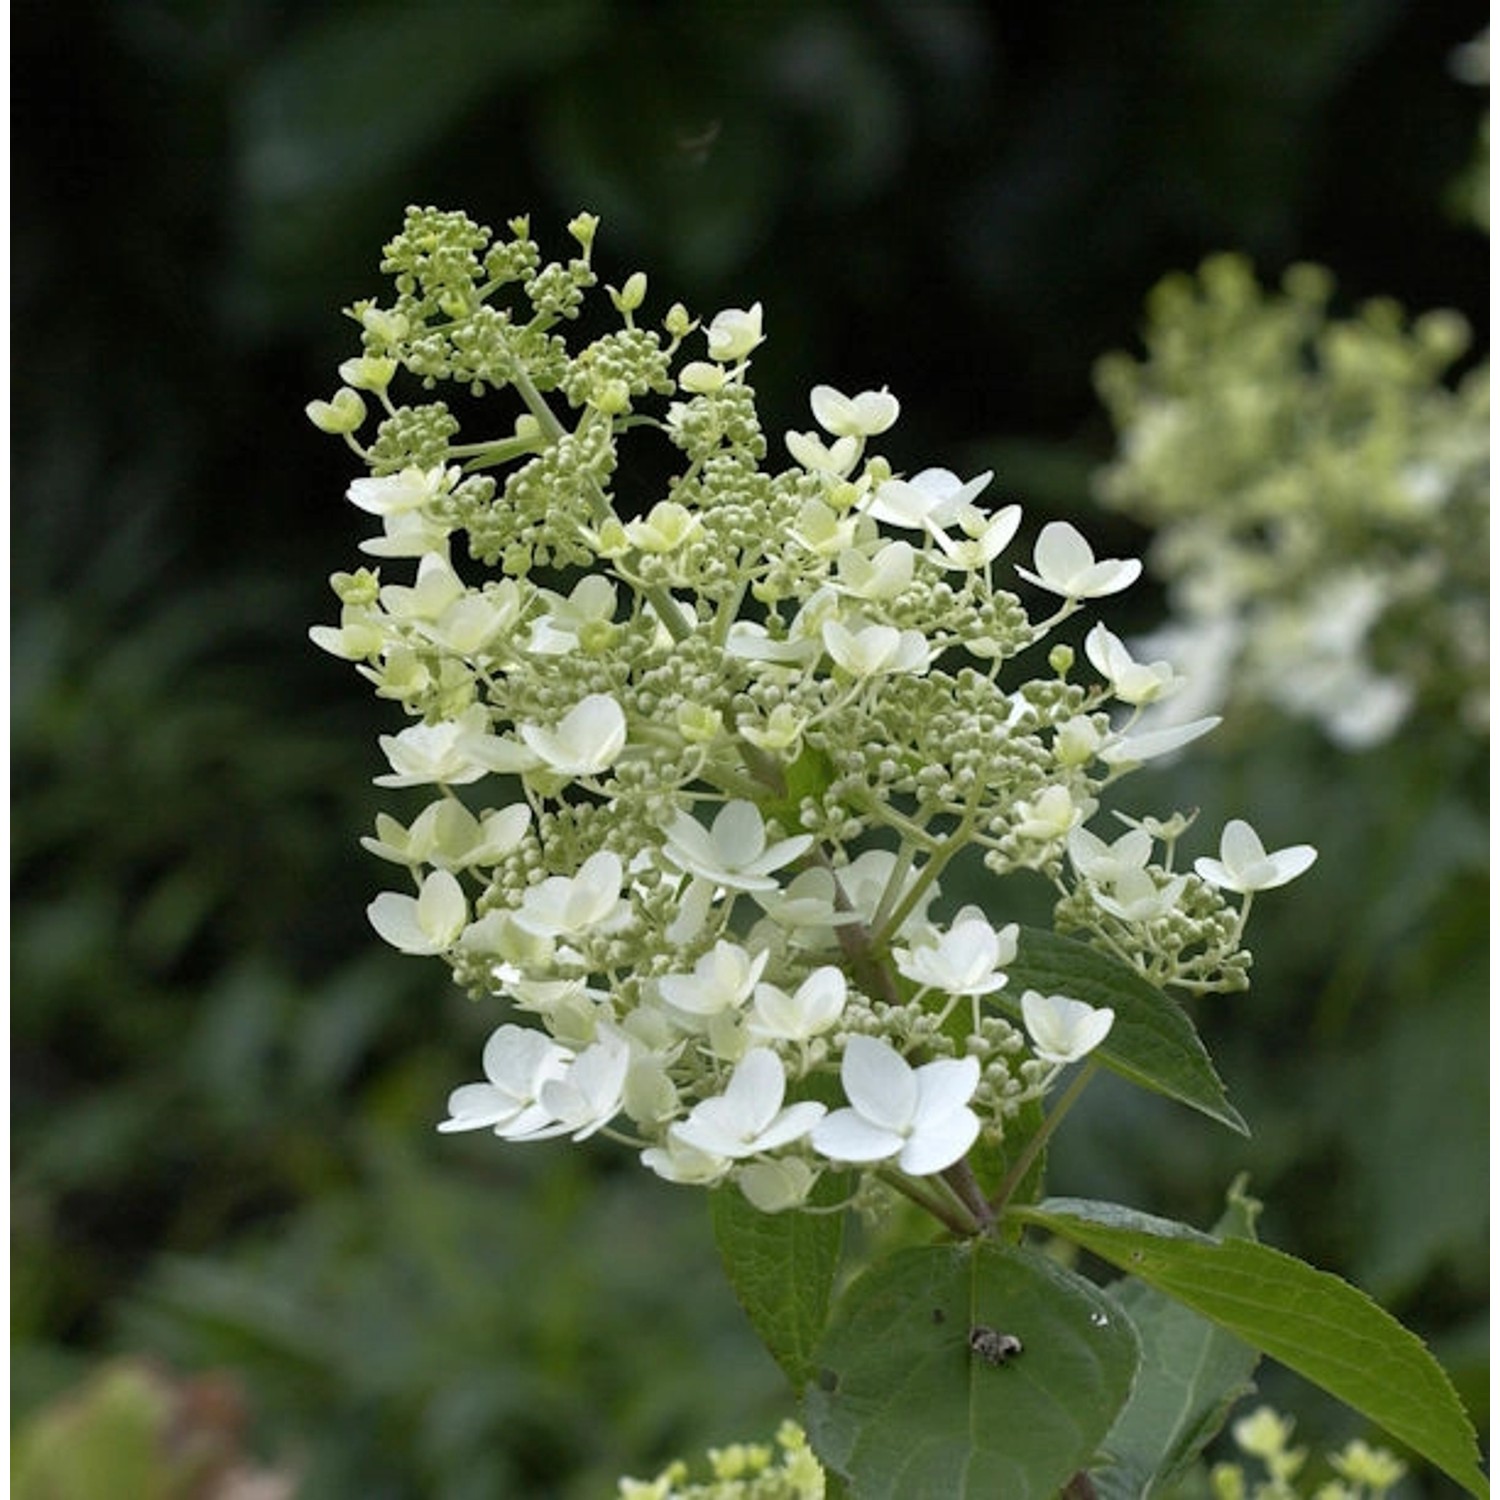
[713,800,768,866]
[840,1035,917,1130]
[898,1107,979,1176]
[911,1056,981,1124]
[810,1109,903,1163]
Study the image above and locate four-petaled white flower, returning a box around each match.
[658,940,771,1018]
[749,965,848,1041]
[1013,784,1086,842]
[1092,869,1188,922]
[868,467,994,534]
[519,694,628,777]
[786,430,862,479]
[736,1157,818,1213]
[1085,623,1183,706]
[811,1035,981,1176]
[834,541,915,601]
[347,464,451,517]
[513,849,629,939]
[810,384,901,437]
[438,1024,573,1135]
[364,799,530,871]
[661,800,813,892]
[933,504,1023,571]
[671,1048,826,1160]
[1021,991,1115,1065]
[1194,820,1318,893]
[519,1028,634,1140]
[1016,520,1142,599]
[822,619,930,678]
[895,916,1018,996]
[376,704,524,786]
[1067,825,1153,884]
[368,868,468,955]
[706,303,764,362]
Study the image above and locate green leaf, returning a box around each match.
[1020,1198,1489,1498]
[803,1241,1139,1499]
[1089,1181,1263,1498]
[1000,927,1247,1134]
[709,1174,845,1394]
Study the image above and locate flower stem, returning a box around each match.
[990,1058,1101,1216]
[877,1168,978,1238]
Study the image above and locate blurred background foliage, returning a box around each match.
[12,2,1487,1495]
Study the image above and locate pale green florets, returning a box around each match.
[312,208,1305,1216]
[1095,253,1489,748]
[619,1419,825,1500]
[1210,1405,1407,1500]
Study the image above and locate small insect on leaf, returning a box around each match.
[968,1324,1023,1366]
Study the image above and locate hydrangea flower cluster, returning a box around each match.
[310,208,1310,1217]
[1094,253,1489,749]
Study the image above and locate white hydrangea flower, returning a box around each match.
[625,500,703,554]
[640,1134,731,1186]
[868,467,993,534]
[438,1024,573,1135]
[1067,825,1154,884]
[1092,869,1188,922]
[932,504,1023,571]
[347,464,451,517]
[809,384,900,438]
[513,850,629,939]
[661,800,813,892]
[705,303,764,362]
[362,799,530,870]
[518,1028,634,1141]
[810,1036,980,1176]
[367,868,468,955]
[834,541,915,601]
[359,508,453,559]
[785,430,862,479]
[1013,785,1086,842]
[670,1048,826,1160]
[1015,520,1142,599]
[378,552,466,622]
[657,940,771,1018]
[748,965,848,1042]
[1084,623,1184,706]
[519,694,628,777]
[894,915,1018,997]
[308,607,385,661]
[527,575,618,656]
[1021,991,1115,1065]
[750,869,858,938]
[376,704,536,786]
[822,619,929,677]
[736,1157,818,1213]
[1194,820,1318,893]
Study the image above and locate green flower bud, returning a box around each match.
[331,568,380,605]
[677,703,723,744]
[610,272,648,314]
[664,302,696,339]
[1048,644,1074,678]
[591,378,632,416]
[567,211,600,250]
[306,387,367,433]
[339,355,398,391]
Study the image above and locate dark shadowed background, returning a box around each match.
[13,3,1488,1495]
